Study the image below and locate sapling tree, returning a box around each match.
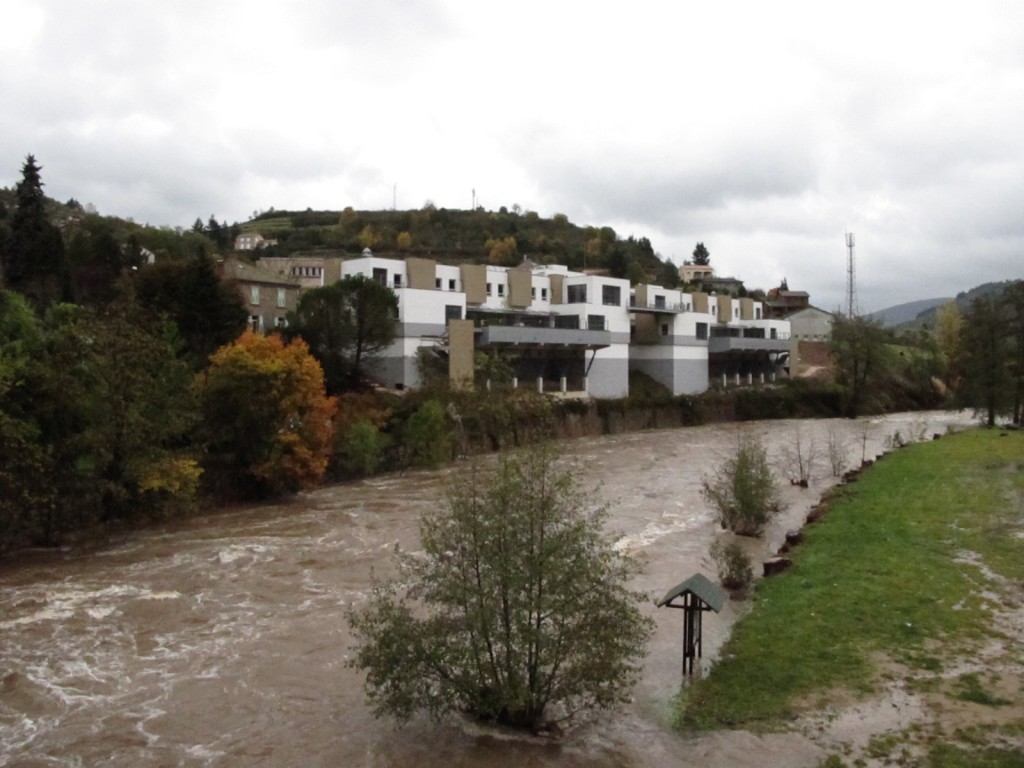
[782,427,817,487]
[702,434,779,537]
[347,444,653,731]
[826,428,849,478]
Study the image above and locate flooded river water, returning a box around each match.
[0,412,974,767]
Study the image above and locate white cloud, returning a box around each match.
[1,0,1022,311]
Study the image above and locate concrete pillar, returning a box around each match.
[722,373,727,388]
[560,376,567,393]
[747,372,753,386]
[734,373,740,387]
[486,379,491,392]
[760,372,765,384]
[537,377,544,393]
[583,376,589,393]
[512,376,518,390]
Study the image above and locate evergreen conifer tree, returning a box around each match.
[2,155,68,309]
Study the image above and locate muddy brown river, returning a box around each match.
[0,412,974,767]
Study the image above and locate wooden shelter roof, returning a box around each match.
[656,573,727,613]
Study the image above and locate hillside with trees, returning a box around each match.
[244,205,680,285]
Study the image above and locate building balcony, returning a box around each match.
[476,325,611,350]
[629,299,688,313]
[708,335,790,354]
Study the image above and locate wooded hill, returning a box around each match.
[0,182,682,286]
[244,206,681,286]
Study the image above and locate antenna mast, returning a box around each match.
[845,232,857,318]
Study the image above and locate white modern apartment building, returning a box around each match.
[337,254,791,398]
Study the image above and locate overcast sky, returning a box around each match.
[3,1,1023,312]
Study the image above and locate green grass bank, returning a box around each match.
[677,427,1024,762]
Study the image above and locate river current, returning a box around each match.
[0,411,974,767]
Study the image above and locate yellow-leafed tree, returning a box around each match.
[196,329,337,498]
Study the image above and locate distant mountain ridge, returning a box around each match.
[868,298,950,327]
[870,280,1020,328]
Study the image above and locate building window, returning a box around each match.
[554,314,579,329]
[393,274,402,288]
[602,285,621,306]
[567,284,587,304]
[696,322,708,340]
[372,267,387,286]
[275,317,287,328]
[445,305,462,321]
[531,287,536,300]
[661,323,669,336]
[497,284,505,297]
[755,307,762,319]
[770,328,778,339]
[436,278,442,289]
[654,295,666,309]
[250,286,260,305]
[277,288,286,308]
[541,288,548,301]
[487,282,493,296]
[249,314,262,332]
[587,314,606,331]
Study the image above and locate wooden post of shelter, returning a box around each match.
[656,573,727,676]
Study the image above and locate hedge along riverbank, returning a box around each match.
[330,379,855,481]
[676,428,1024,763]
[456,378,847,450]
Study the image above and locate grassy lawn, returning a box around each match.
[677,427,1024,759]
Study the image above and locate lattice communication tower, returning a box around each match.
[845,232,858,318]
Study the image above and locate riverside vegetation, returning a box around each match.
[678,428,1024,766]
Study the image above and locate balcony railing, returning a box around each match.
[628,299,690,313]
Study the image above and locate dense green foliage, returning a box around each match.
[952,282,1024,426]
[134,253,248,367]
[347,444,654,730]
[1,156,68,309]
[956,293,1011,425]
[679,429,1024,753]
[286,275,398,392]
[828,313,951,417]
[0,159,333,551]
[828,315,890,417]
[0,292,199,549]
[401,399,451,469]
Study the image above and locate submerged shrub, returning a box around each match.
[710,538,754,592]
[701,435,779,537]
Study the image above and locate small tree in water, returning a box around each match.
[702,435,779,537]
[347,444,653,731]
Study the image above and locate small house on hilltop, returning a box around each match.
[234,232,279,251]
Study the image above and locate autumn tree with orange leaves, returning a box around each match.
[195,329,337,498]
